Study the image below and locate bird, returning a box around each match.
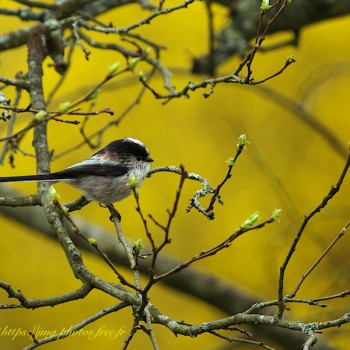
[0,137,153,205]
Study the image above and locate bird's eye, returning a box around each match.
[136,156,142,161]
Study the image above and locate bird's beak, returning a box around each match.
[146,156,154,163]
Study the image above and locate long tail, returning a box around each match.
[0,173,72,183]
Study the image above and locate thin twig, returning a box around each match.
[208,330,276,350]
[278,150,350,317]
[0,280,93,308]
[46,39,75,106]
[137,166,187,314]
[108,205,143,292]
[77,0,197,35]
[289,219,350,298]
[0,84,23,164]
[204,0,216,76]
[153,214,276,283]
[204,141,246,218]
[23,303,127,350]
[63,210,141,292]
[72,21,91,60]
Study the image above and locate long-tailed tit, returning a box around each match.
[0,137,153,204]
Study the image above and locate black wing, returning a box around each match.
[53,159,128,178]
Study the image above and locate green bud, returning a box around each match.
[271,208,282,221]
[49,186,60,202]
[58,101,71,113]
[286,55,296,64]
[260,0,271,10]
[60,204,69,213]
[226,158,234,166]
[107,61,120,75]
[90,88,100,100]
[128,173,139,188]
[238,134,248,145]
[34,110,47,121]
[237,134,250,150]
[133,239,144,254]
[241,211,259,229]
[88,237,97,245]
[128,57,139,70]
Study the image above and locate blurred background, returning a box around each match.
[0,0,350,349]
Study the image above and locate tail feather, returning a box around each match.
[0,173,72,183]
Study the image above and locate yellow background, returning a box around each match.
[0,1,350,349]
